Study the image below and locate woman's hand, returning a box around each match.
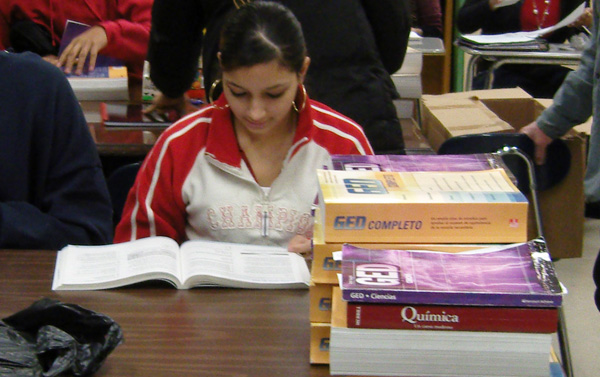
[144,92,198,118]
[57,26,108,75]
[411,27,423,36]
[42,55,58,65]
[287,235,312,258]
[570,7,593,28]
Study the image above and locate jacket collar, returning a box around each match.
[204,91,314,167]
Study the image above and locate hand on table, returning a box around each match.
[56,26,108,76]
[287,235,312,259]
[570,7,593,29]
[411,27,423,36]
[42,55,59,65]
[144,92,199,119]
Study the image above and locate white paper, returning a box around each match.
[494,0,520,8]
[462,3,585,44]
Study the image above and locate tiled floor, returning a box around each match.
[552,217,600,377]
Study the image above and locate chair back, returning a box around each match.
[438,133,575,377]
[438,133,570,192]
[106,162,141,227]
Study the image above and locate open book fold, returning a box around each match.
[52,237,310,290]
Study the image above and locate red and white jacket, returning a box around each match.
[114,94,374,246]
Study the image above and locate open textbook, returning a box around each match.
[52,237,310,290]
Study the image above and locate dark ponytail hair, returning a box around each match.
[219,1,307,73]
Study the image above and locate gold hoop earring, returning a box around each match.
[292,84,307,113]
[233,0,251,9]
[208,79,229,110]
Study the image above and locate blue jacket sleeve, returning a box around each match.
[536,11,596,138]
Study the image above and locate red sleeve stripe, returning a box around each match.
[312,119,369,155]
[310,103,369,137]
[129,116,212,239]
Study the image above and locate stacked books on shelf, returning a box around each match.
[309,154,566,376]
[391,47,423,99]
[391,46,423,119]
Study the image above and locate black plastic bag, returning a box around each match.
[0,298,123,377]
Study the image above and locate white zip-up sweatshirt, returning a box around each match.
[114,94,373,247]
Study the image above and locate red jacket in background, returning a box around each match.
[0,0,152,80]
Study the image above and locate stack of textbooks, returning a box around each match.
[456,34,549,52]
[391,46,423,119]
[309,154,566,376]
[330,242,564,377]
[309,154,515,364]
[391,46,423,99]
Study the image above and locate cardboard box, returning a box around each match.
[317,168,529,244]
[310,322,330,364]
[420,88,586,258]
[420,96,514,151]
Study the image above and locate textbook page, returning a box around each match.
[179,240,310,289]
[52,236,182,290]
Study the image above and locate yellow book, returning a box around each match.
[317,169,528,244]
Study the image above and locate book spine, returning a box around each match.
[341,288,562,308]
[347,303,558,333]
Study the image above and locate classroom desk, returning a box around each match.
[80,101,160,158]
[459,43,583,91]
[81,101,433,159]
[0,249,330,377]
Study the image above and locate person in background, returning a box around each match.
[457,0,591,98]
[0,51,113,250]
[0,0,152,102]
[145,0,410,154]
[410,0,444,39]
[519,0,599,312]
[114,2,373,255]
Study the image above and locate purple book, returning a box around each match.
[331,154,510,173]
[59,20,124,73]
[340,239,563,308]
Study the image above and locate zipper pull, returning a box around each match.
[261,210,269,237]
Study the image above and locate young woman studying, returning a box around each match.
[113,2,373,254]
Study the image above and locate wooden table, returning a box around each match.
[80,101,160,158]
[0,249,331,377]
